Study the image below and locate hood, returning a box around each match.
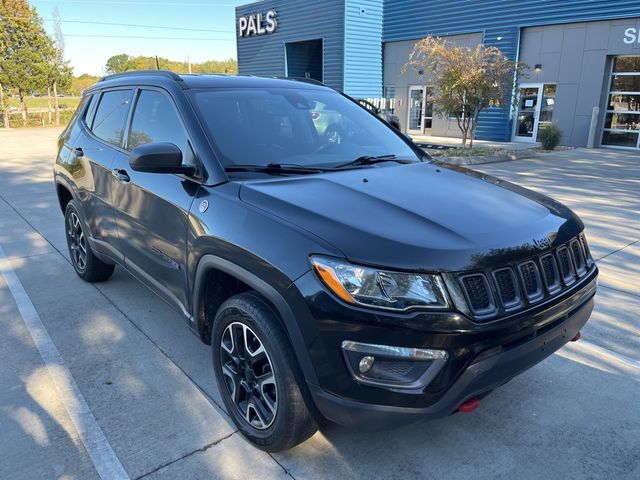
[238,162,582,272]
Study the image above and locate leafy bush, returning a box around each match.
[538,124,562,150]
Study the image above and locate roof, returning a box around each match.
[94,70,330,91]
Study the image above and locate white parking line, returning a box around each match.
[566,339,640,371]
[0,245,130,480]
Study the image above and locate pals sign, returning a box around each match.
[238,10,278,37]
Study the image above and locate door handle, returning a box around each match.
[111,168,130,183]
[72,147,84,157]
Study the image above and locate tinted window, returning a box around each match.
[62,94,92,143]
[92,90,133,147]
[84,94,99,128]
[128,90,194,165]
[191,88,419,168]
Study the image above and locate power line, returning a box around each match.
[44,18,235,34]
[62,33,235,41]
[4,16,235,34]
[32,0,243,6]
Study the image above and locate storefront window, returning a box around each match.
[613,56,640,73]
[610,75,640,92]
[607,94,640,111]
[602,55,640,149]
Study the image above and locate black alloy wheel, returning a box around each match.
[220,321,278,429]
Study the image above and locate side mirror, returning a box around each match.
[128,142,195,175]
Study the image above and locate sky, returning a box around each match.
[32,0,249,76]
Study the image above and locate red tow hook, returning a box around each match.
[571,331,582,342]
[458,397,480,413]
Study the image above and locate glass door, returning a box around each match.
[513,83,543,142]
[601,56,640,150]
[407,86,424,134]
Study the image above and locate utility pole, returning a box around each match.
[188,55,192,74]
[155,56,160,70]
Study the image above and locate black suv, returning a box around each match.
[55,71,597,452]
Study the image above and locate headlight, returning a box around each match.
[311,256,450,311]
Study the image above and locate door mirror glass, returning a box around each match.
[128,143,194,175]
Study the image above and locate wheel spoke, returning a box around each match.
[257,373,277,414]
[219,321,278,430]
[221,325,235,355]
[221,363,241,404]
[247,401,271,429]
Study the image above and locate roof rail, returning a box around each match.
[274,76,326,86]
[99,70,183,83]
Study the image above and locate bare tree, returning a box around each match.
[52,7,64,126]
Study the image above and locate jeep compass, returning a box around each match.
[54,71,597,452]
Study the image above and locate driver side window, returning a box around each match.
[128,90,195,166]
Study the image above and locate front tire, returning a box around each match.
[212,292,318,452]
[64,200,115,282]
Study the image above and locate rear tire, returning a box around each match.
[212,292,318,452]
[64,200,115,282]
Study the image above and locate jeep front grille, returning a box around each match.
[458,235,594,319]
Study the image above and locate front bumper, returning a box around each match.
[290,265,597,428]
[309,293,593,429]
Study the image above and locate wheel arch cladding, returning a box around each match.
[192,254,319,386]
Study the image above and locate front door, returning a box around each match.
[407,86,434,135]
[111,88,199,316]
[513,83,543,142]
[407,86,424,134]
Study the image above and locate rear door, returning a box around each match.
[66,88,134,262]
[110,87,200,316]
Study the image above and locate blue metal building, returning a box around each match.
[236,1,640,149]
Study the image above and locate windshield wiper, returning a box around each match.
[334,154,411,169]
[224,163,334,174]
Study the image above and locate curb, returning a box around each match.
[431,149,539,166]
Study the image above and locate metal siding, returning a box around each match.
[383,0,640,140]
[236,0,345,90]
[344,0,384,97]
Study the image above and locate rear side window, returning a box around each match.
[92,90,133,147]
[61,94,92,143]
[84,94,99,128]
[128,90,194,165]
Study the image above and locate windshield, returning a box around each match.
[190,87,421,168]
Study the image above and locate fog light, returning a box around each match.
[358,356,374,373]
[341,340,448,391]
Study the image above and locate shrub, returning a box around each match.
[538,124,562,150]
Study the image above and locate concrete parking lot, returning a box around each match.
[1,128,638,480]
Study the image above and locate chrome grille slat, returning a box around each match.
[459,235,594,321]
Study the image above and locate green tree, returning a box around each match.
[68,73,99,95]
[105,54,132,74]
[0,0,55,126]
[404,37,525,148]
[104,54,238,76]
